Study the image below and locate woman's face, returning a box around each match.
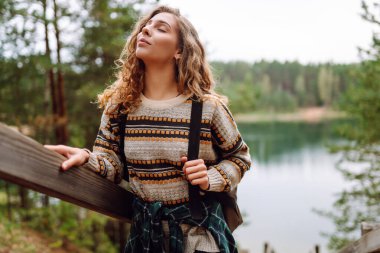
[136,12,181,65]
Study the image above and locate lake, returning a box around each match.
[234,120,348,253]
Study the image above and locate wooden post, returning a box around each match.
[337,223,380,253]
[4,181,12,221]
[0,123,133,221]
[315,244,320,253]
[264,242,269,253]
[361,222,380,235]
[264,242,276,253]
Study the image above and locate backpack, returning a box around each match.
[117,98,243,232]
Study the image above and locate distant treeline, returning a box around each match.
[211,60,360,113]
[0,0,361,148]
[0,57,361,147]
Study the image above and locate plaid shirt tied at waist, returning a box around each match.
[124,196,237,253]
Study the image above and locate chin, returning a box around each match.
[136,50,151,62]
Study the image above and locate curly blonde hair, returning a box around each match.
[97,5,225,114]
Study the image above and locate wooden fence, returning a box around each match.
[261,224,380,253]
[0,122,133,222]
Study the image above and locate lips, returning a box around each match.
[138,37,151,45]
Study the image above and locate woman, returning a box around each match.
[45,5,251,253]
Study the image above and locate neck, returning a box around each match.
[143,63,179,100]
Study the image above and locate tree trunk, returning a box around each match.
[4,181,12,221]
[19,186,29,209]
[53,0,68,145]
[42,0,59,144]
[42,194,50,207]
[49,68,59,142]
[42,0,52,206]
[91,220,101,252]
[118,221,127,253]
[19,186,31,221]
[57,70,68,144]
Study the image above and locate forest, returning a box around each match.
[0,0,379,252]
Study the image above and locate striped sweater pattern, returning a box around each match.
[85,94,252,205]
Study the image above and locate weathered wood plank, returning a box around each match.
[361,222,380,235]
[0,123,133,222]
[337,227,380,253]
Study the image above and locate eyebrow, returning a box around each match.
[147,19,172,29]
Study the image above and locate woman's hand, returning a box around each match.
[44,145,90,171]
[181,157,210,191]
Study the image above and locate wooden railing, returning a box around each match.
[258,224,380,253]
[0,123,133,222]
[337,222,380,253]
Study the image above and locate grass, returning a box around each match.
[0,219,90,253]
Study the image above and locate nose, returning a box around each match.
[141,25,151,36]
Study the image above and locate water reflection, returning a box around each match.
[235,120,347,253]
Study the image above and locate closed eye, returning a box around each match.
[157,26,168,32]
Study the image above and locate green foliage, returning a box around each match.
[219,74,259,114]
[65,0,141,148]
[294,73,307,106]
[0,218,38,253]
[318,66,336,105]
[0,55,48,127]
[26,202,118,253]
[0,0,145,146]
[0,0,373,251]
[211,60,358,114]
[0,0,153,251]
[316,1,380,250]
[257,88,297,112]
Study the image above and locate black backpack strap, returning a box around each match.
[118,105,129,182]
[188,96,204,220]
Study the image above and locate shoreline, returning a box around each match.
[235,107,347,123]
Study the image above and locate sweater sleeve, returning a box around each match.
[207,100,252,192]
[82,103,123,184]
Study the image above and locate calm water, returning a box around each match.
[234,120,348,253]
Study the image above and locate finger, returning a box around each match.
[184,159,204,168]
[199,180,210,191]
[180,156,188,163]
[185,164,207,176]
[44,144,66,150]
[187,170,208,181]
[190,177,208,186]
[182,159,204,173]
[44,145,70,154]
[61,155,82,171]
[44,144,57,151]
[181,157,188,173]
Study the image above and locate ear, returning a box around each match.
[174,50,181,61]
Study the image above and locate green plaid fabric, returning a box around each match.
[124,196,237,253]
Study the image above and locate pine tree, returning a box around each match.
[317,1,380,250]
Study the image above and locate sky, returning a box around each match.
[158,0,376,64]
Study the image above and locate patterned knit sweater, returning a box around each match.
[85,93,251,205]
